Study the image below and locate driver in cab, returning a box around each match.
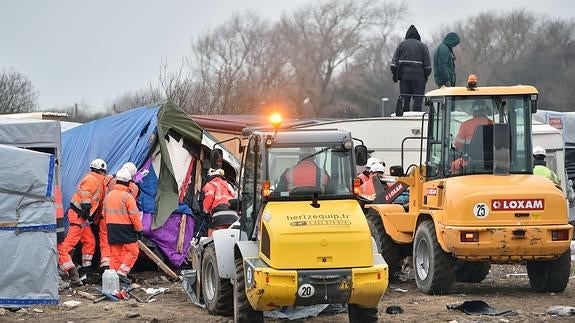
[451,100,493,173]
[277,147,330,193]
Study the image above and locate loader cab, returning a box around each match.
[425,85,539,180]
[237,129,368,241]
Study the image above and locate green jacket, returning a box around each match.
[433,32,460,87]
[534,165,560,185]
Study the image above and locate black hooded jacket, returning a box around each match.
[391,25,432,81]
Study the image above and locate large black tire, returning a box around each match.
[366,209,402,280]
[527,251,571,293]
[454,260,491,283]
[413,220,455,294]
[234,258,263,323]
[201,245,233,315]
[348,304,378,323]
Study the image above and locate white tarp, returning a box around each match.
[0,144,59,307]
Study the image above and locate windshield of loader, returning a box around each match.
[427,95,533,178]
[267,144,354,198]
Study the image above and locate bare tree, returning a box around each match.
[0,69,38,113]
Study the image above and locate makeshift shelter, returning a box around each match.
[62,101,239,267]
[0,119,62,307]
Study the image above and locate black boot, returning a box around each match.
[67,267,83,287]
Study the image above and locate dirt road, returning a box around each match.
[1,264,574,322]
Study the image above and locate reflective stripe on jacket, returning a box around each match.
[69,171,107,224]
[54,185,68,242]
[285,160,329,191]
[202,177,235,214]
[107,176,139,199]
[104,184,142,244]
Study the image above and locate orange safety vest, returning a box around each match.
[284,160,329,191]
[54,185,67,242]
[357,172,370,185]
[202,176,235,214]
[455,116,493,151]
[104,184,142,244]
[69,171,107,224]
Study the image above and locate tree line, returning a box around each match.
[2,0,575,119]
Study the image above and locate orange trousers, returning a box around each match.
[60,223,96,268]
[98,217,110,268]
[110,242,139,276]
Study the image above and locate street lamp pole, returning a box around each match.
[381,97,389,117]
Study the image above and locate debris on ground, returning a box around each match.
[447,300,513,316]
[0,308,7,316]
[386,305,404,314]
[125,310,140,318]
[62,300,82,308]
[546,306,575,316]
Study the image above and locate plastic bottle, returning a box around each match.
[102,269,120,294]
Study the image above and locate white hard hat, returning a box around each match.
[370,162,385,173]
[116,168,132,182]
[366,157,381,168]
[122,162,137,176]
[90,158,108,171]
[533,146,546,156]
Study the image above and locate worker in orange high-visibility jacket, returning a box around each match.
[202,168,236,215]
[99,162,139,271]
[104,168,143,283]
[55,185,71,282]
[60,158,108,286]
[277,147,330,193]
[360,162,387,197]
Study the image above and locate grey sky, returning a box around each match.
[0,0,573,111]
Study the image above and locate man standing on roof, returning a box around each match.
[533,146,561,185]
[99,162,139,272]
[104,168,143,284]
[59,158,108,286]
[391,25,432,115]
[433,32,460,88]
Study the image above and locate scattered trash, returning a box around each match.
[447,300,512,316]
[386,305,404,314]
[546,305,575,316]
[448,320,459,323]
[32,308,43,313]
[506,273,527,277]
[0,308,7,316]
[392,288,409,293]
[264,305,330,320]
[62,300,82,308]
[499,318,510,323]
[320,303,347,315]
[103,305,112,311]
[125,310,140,318]
[144,287,168,295]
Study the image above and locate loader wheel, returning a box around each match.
[234,258,263,323]
[454,260,491,283]
[348,304,378,323]
[527,251,571,292]
[201,244,233,315]
[366,209,402,280]
[413,220,455,294]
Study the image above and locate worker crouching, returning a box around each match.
[104,168,143,284]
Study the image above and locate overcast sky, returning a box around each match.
[0,0,573,111]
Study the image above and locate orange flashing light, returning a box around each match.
[270,113,282,129]
[262,180,271,197]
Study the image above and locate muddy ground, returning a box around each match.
[1,264,574,322]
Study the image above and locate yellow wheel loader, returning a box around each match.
[189,117,388,322]
[367,78,572,295]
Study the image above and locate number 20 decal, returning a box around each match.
[298,284,315,298]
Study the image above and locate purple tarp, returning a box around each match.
[142,212,195,268]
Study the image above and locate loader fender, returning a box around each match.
[212,228,241,279]
[234,240,259,261]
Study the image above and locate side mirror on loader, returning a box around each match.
[355,145,368,166]
[389,165,404,177]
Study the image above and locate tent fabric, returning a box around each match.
[62,101,203,229]
[0,145,58,307]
